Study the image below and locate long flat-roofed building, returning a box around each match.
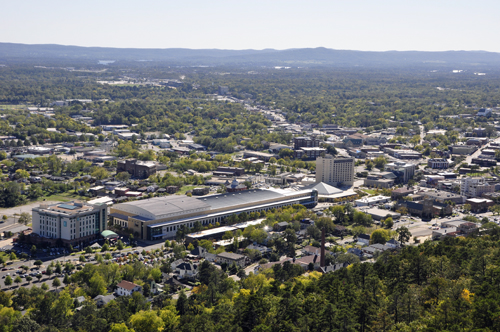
[110,188,318,240]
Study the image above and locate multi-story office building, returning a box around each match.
[460,177,495,197]
[385,162,416,184]
[315,155,355,187]
[32,201,107,246]
[428,158,449,169]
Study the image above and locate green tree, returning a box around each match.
[374,156,388,170]
[129,310,165,332]
[91,167,109,180]
[14,275,22,287]
[370,229,391,244]
[4,275,12,287]
[52,277,61,289]
[352,226,366,238]
[115,172,131,182]
[19,212,32,226]
[109,323,134,332]
[89,273,107,297]
[396,226,412,245]
[176,290,188,316]
[15,169,30,179]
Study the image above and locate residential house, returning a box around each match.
[357,234,370,246]
[347,247,363,258]
[176,262,198,279]
[302,245,321,256]
[93,294,116,308]
[386,239,401,249]
[116,280,142,296]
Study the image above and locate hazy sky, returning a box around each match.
[2,0,499,52]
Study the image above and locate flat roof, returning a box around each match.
[198,189,286,211]
[355,195,390,203]
[115,195,210,219]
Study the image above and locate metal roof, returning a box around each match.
[197,189,285,210]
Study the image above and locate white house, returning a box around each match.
[477,108,492,117]
[176,262,198,279]
[116,280,142,296]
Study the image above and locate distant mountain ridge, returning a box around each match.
[1,42,500,67]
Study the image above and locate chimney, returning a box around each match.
[320,227,326,268]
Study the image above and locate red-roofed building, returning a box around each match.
[116,280,142,296]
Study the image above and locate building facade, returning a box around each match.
[293,137,321,150]
[32,201,107,246]
[294,147,326,160]
[460,177,495,198]
[316,156,355,187]
[428,158,449,169]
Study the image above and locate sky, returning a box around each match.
[2,0,500,52]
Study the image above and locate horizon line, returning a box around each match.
[0,41,496,54]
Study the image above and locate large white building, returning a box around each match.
[315,156,355,187]
[460,177,495,197]
[32,201,107,246]
[385,162,416,184]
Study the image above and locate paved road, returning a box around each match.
[419,125,425,145]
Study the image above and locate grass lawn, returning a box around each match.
[0,104,26,110]
[177,185,198,195]
[38,192,89,202]
[361,189,377,195]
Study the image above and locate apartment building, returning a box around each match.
[460,177,495,198]
[293,136,321,150]
[315,155,355,187]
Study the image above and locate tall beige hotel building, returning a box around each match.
[315,155,355,187]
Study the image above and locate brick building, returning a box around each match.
[293,137,321,150]
[117,159,157,179]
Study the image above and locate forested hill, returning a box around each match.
[1,42,500,67]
